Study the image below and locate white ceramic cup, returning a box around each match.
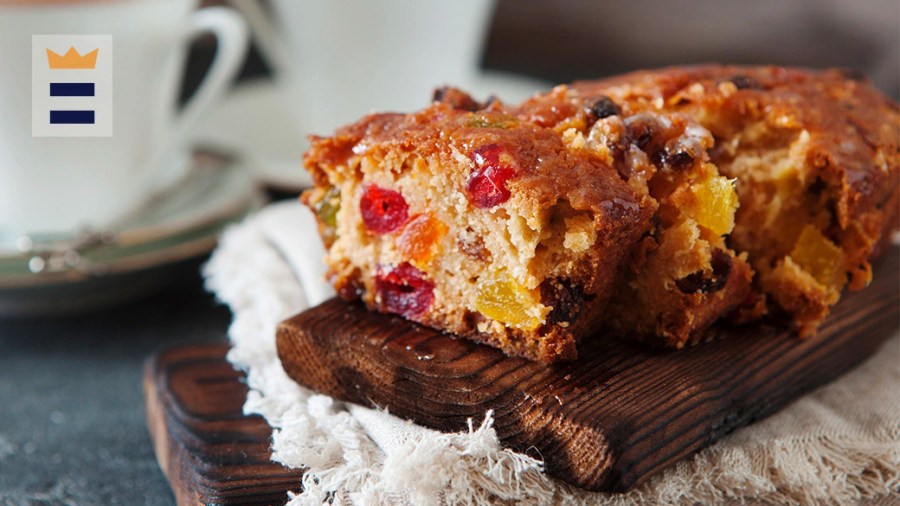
[0,0,249,242]
[230,0,495,136]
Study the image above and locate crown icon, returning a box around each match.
[46,47,98,69]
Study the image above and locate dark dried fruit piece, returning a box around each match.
[675,272,705,294]
[431,86,449,102]
[676,249,733,294]
[625,114,661,150]
[540,278,588,326]
[458,228,491,261]
[360,185,409,234]
[807,177,826,196]
[374,262,435,319]
[727,75,761,90]
[433,86,483,111]
[467,144,516,208]
[586,96,622,122]
[659,149,695,170]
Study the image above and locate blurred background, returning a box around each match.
[0,0,897,504]
[189,0,899,102]
[482,0,899,92]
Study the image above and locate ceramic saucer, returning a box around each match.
[0,151,265,317]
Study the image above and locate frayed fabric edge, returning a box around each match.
[204,206,900,506]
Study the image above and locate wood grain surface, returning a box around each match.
[143,345,302,505]
[144,248,897,502]
[277,247,898,492]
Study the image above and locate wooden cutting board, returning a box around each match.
[146,248,897,503]
[143,346,303,505]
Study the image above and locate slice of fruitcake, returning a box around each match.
[567,66,899,337]
[303,103,654,361]
[302,65,899,361]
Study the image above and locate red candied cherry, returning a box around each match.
[374,262,435,319]
[360,185,409,234]
[466,144,516,208]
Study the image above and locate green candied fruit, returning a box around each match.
[315,187,340,227]
[466,113,518,129]
[313,186,341,244]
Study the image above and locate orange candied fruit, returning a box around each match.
[790,225,846,290]
[687,175,738,236]
[397,213,448,265]
[475,272,544,331]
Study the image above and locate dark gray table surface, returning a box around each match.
[0,259,230,506]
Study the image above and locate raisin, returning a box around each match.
[467,144,516,208]
[807,177,826,195]
[625,117,656,150]
[360,185,409,234]
[727,75,761,90]
[710,249,733,278]
[661,149,695,170]
[462,310,487,333]
[675,272,705,294]
[676,249,733,294]
[586,96,622,123]
[634,130,653,149]
[540,278,588,325]
[433,86,483,111]
[374,262,435,318]
[458,232,490,261]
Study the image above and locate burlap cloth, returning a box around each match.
[204,201,899,505]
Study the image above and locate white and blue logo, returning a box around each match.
[32,35,112,137]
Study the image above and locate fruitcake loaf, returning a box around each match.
[302,65,899,361]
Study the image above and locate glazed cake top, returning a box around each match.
[304,94,653,240]
[518,65,900,230]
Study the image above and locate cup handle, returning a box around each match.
[228,0,291,75]
[170,7,249,151]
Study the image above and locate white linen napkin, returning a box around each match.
[204,201,899,505]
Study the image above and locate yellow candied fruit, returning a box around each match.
[688,175,739,236]
[790,225,846,290]
[475,272,544,331]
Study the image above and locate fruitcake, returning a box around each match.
[303,103,654,361]
[302,65,899,361]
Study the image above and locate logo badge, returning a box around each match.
[32,35,112,137]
